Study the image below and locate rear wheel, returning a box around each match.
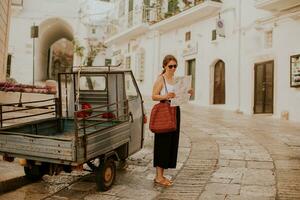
[95,158,116,191]
[24,163,49,180]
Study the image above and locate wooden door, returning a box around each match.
[213,60,225,104]
[254,61,274,114]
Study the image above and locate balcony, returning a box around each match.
[150,0,222,32]
[255,0,300,12]
[105,5,150,45]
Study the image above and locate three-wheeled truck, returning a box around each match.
[0,66,145,191]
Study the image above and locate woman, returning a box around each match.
[151,55,192,187]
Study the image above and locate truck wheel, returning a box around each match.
[95,159,116,191]
[24,163,49,180]
[24,165,43,180]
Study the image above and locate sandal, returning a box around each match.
[164,177,173,184]
[154,178,173,187]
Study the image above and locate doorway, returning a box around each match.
[185,59,196,100]
[213,60,225,104]
[254,61,274,114]
[37,17,73,82]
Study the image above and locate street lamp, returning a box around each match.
[31,24,39,85]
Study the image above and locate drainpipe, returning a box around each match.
[237,0,242,113]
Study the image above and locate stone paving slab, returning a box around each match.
[0,159,24,182]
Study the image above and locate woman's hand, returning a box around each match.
[165,92,176,100]
[188,88,194,96]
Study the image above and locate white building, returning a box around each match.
[102,0,300,122]
[7,0,113,84]
[6,0,300,122]
[0,0,11,81]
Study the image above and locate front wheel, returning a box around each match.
[95,158,116,191]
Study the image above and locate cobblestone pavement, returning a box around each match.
[179,104,300,200]
[1,101,300,200]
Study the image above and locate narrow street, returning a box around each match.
[1,101,300,199]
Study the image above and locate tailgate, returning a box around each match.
[0,131,75,163]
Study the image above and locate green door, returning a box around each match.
[254,61,274,114]
[186,59,196,100]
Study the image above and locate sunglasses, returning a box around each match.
[167,64,177,69]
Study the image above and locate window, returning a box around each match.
[118,0,125,17]
[185,59,196,100]
[128,0,134,27]
[143,0,150,21]
[6,54,11,77]
[135,50,145,82]
[125,73,138,99]
[129,0,134,12]
[105,59,112,66]
[125,56,131,69]
[143,0,150,6]
[264,30,273,49]
[212,29,217,41]
[79,76,106,91]
[185,31,191,41]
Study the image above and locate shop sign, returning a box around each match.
[183,42,198,57]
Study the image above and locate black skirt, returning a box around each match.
[153,106,180,169]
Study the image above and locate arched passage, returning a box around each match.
[36,18,74,81]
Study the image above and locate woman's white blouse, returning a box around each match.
[160,81,175,95]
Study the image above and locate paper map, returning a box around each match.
[171,76,192,107]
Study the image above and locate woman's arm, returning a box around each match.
[152,76,175,101]
[188,88,194,96]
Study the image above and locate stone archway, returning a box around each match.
[36,18,74,81]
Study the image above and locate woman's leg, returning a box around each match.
[155,166,164,181]
[155,167,172,186]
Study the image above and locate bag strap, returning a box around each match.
[162,76,168,94]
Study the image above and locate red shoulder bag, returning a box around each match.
[149,77,177,133]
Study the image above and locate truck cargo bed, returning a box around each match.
[0,118,130,165]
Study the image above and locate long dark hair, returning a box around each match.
[161,55,177,75]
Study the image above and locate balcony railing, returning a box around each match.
[149,0,222,24]
[150,0,222,32]
[106,4,150,37]
[105,0,222,43]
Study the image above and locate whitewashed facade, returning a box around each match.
[6,0,300,122]
[104,0,300,122]
[0,0,11,81]
[8,0,113,83]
